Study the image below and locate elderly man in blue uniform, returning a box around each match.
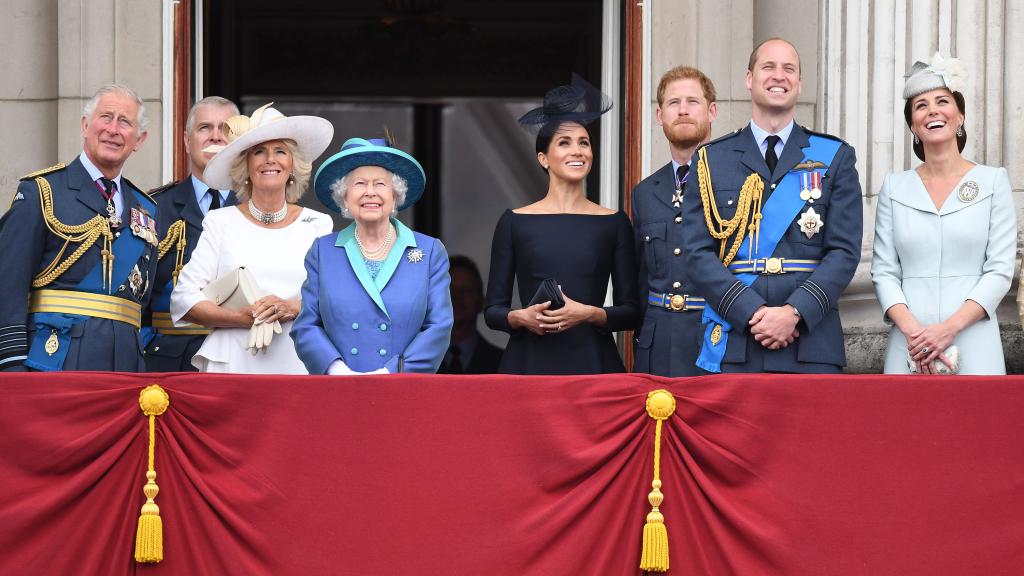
[681,38,862,374]
[143,96,239,371]
[632,66,718,376]
[0,84,159,372]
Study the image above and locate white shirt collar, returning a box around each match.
[748,119,795,155]
[79,152,123,191]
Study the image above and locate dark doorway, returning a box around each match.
[204,0,606,232]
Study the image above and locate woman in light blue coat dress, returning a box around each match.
[871,54,1017,374]
[291,138,453,374]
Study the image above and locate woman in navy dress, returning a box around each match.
[484,75,640,374]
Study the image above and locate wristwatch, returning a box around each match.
[791,305,802,318]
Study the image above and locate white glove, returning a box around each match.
[327,359,357,375]
[246,320,282,355]
[326,360,389,376]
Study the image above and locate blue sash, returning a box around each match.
[696,135,842,373]
[139,279,175,347]
[27,191,154,371]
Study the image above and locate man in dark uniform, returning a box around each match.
[438,255,503,374]
[632,66,718,376]
[681,38,862,374]
[142,96,239,372]
[0,84,159,372]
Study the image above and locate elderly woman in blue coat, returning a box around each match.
[291,138,453,374]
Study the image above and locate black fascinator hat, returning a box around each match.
[518,73,613,137]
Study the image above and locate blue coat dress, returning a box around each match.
[291,219,453,374]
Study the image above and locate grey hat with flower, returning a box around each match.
[903,53,968,100]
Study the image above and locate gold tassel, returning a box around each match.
[640,389,676,572]
[135,385,170,563]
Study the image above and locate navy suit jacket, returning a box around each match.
[680,124,862,373]
[631,162,704,376]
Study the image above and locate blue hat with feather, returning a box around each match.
[313,137,425,213]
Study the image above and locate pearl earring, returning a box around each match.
[912,134,920,145]
[956,125,963,137]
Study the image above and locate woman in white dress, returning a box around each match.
[871,54,1017,375]
[170,104,334,373]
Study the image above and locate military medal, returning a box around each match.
[798,207,824,239]
[671,188,683,208]
[957,181,979,203]
[407,248,424,263]
[45,330,60,356]
[106,199,122,227]
[128,265,144,298]
[799,172,822,203]
[130,208,159,246]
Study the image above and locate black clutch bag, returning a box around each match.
[527,278,565,310]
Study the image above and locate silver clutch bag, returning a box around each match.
[907,345,961,375]
[201,267,262,310]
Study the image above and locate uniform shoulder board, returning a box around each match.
[124,177,157,206]
[802,127,848,146]
[704,127,744,148]
[147,180,180,196]
[19,163,67,181]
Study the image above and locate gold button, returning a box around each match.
[673,248,681,256]
[672,282,681,289]
[674,216,682,223]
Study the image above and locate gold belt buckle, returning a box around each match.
[669,294,686,311]
[764,257,784,274]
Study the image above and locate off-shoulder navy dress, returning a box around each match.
[484,209,640,374]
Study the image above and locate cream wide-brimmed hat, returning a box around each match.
[202,103,334,190]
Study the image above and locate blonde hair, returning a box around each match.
[229,139,312,203]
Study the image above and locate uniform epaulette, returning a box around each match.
[19,163,66,181]
[148,180,180,196]
[125,178,157,206]
[802,127,848,146]
[699,128,745,151]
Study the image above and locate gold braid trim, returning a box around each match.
[696,147,765,266]
[32,177,115,291]
[157,220,188,286]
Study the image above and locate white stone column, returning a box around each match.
[56,0,163,189]
[0,0,58,197]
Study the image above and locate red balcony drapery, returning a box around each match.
[1,372,1022,575]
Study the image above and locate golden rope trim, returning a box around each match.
[696,147,765,266]
[135,385,170,564]
[31,177,114,290]
[157,220,188,286]
[639,389,677,572]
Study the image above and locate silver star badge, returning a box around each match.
[671,189,683,208]
[797,207,824,239]
[407,248,424,263]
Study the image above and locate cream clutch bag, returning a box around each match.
[907,345,960,375]
[201,267,262,310]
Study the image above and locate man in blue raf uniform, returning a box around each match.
[631,66,718,376]
[681,38,863,374]
[0,84,159,372]
[143,96,239,371]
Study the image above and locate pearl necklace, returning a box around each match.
[355,224,394,260]
[248,200,288,225]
